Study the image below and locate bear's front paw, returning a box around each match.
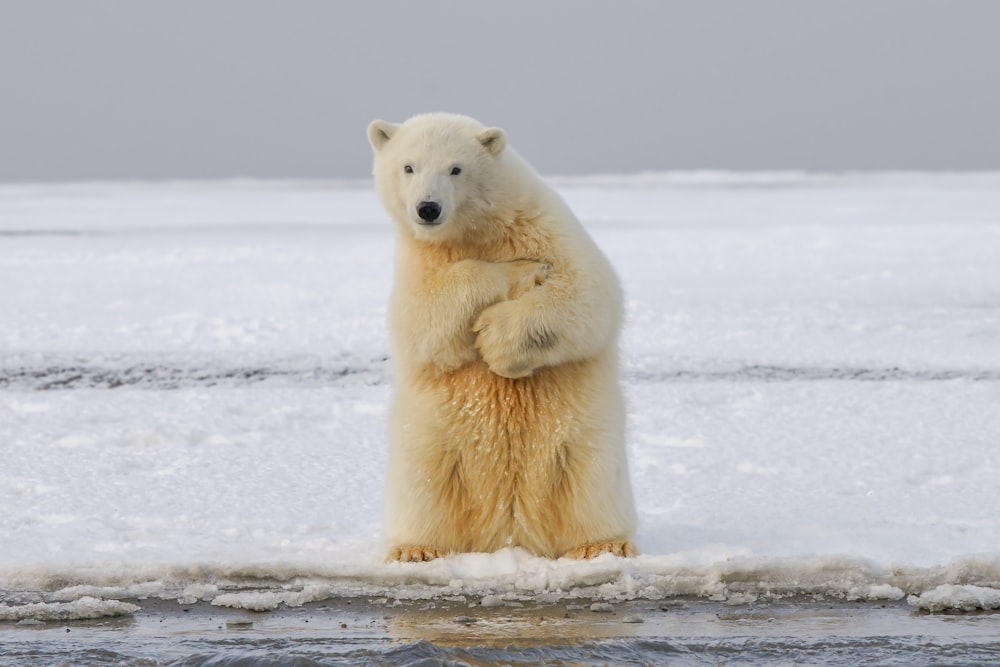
[502,260,550,299]
[473,300,553,379]
[388,545,450,562]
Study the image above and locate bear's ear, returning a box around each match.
[367,120,398,152]
[477,127,506,156]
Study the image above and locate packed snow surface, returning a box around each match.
[1,174,999,618]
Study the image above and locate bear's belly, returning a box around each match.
[417,360,598,555]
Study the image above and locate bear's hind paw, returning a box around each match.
[389,545,450,562]
[563,540,636,560]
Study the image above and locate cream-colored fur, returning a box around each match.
[368,113,636,561]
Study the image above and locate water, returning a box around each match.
[3,598,998,666]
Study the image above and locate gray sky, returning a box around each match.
[1,0,998,182]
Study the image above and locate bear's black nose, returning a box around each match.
[417,201,442,223]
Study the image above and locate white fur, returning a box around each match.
[369,113,637,560]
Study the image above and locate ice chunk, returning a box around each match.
[908,585,1000,613]
[0,597,139,622]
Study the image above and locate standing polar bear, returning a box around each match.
[368,113,636,561]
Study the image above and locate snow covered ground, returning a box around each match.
[1,174,999,619]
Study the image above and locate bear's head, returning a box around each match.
[368,113,507,243]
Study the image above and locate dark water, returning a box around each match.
[2,599,999,666]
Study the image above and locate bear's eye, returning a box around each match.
[403,164,413,174]
[450,166,462,176]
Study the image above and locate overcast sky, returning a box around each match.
[1,1,998,182]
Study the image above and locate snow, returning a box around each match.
[1,174,999,619]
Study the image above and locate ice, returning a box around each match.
[0,597,139,622]
[908,585,1000,612]
[1,174,999,612]
[212,586,334,611]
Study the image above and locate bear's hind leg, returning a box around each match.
[388,545,451,562]
[562,540,636,560]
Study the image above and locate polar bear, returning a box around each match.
[368,113,636,562]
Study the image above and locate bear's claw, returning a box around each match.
[562,540,636,559]
[505,259,550,299]
[389,545,450,562]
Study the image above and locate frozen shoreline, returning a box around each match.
[2,175,999,620]
[3,548,1000,615]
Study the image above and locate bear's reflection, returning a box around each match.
[385,601,644,647]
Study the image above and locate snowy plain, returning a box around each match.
[1,174,999,620]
